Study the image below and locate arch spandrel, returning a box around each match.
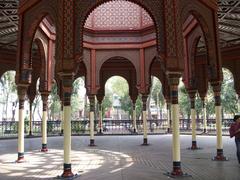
[180,0,222,82]
[94,50,140,88]
[17,0,58,84]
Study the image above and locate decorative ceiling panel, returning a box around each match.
[84,0,153,30]
[0,0,239,51]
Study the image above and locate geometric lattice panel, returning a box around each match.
[84,0,153,30]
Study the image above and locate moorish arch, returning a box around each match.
[17,2,58,85]
[98,56,138,101]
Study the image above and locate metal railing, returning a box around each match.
[0,118,232,138]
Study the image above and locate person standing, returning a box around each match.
[229,115,240,164]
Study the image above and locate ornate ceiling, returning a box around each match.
[0,0,239,50]
[84,1,153,31]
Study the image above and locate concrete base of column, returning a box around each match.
[187,141,202,150]
[133,128,138,134]
[60,163,74,179]
[41,144,48,152]
[16,152,25,163]
[97,129,103,135]
[29,130,32,136]
[212,149,228,161]
[26,132,34,138]
[89,139,96,147]
[201,128,208,134]
[60,129,64,136]
[166,128,172,134]
[142,138,149,146]
[164,162,191,178]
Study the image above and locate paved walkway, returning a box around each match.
[0,135,239,180]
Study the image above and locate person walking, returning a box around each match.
[229,115,240,164]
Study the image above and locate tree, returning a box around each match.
[179,84,190,119]
[71,77,85,119]
[0,71,17,121]
[102,93,112,117]
[221,68,238,115]
[150,77,165,119]
[120,93,132,117]
[48,83,61,120]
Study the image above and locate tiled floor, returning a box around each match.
[0,135,239,180]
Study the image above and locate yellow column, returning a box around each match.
[238,96,240,112]
[168,74,184,176]
[188,92,199,150]
[142,95,148,145]
[64,106,71,164]
[172,104,180,163]
[191,109,196,141]
[216,106,222,150]
[167,102,171,133]
[98,103,103,134]
[89,95,96,146]
[62,105,74,177]
[133,110,137,133]
[89,111,95,145]
[203,98,207,133]
[132,104,137,133]
[28,103,33,136]
[212,82,227,161]
[41,94,49,152]
[16,86,27,163]
[60,74,74,178]
[60,104,64,135]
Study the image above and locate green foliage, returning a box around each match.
[151,77,165,108]
[102,93,112,117]
[221,68,238,115]
[71,77,85,115]
[120,94,132,115]
[179,84,190,118]
[0,71,17,120]
[48,83,61,120]
[109,76,129,97]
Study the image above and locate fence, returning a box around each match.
[0,118,232,138]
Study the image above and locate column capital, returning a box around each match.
[17,85,28,109]
[41,92,50,111]
[17,85,28,100]
[88,95,95,112]
[211,81,222,106]
[19,68,32,85]
[59,72,74,106]
[187,90,196,109]
[141,94,148,111]
[132,103,136,110]
[167,72,181,86]
[167,73,181,105]
[211,81,222,93]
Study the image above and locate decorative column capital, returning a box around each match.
[19,68,32,85]
[41,92,50,111]
[59,72,74,106]
[132,102,136,110]
[211,81,222,106]
[17,85,28,109]
[17,85,28,100]
[187,90,197,109]
[88,95,95,112]
[141,94,148,111]
[167,72,181,104]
